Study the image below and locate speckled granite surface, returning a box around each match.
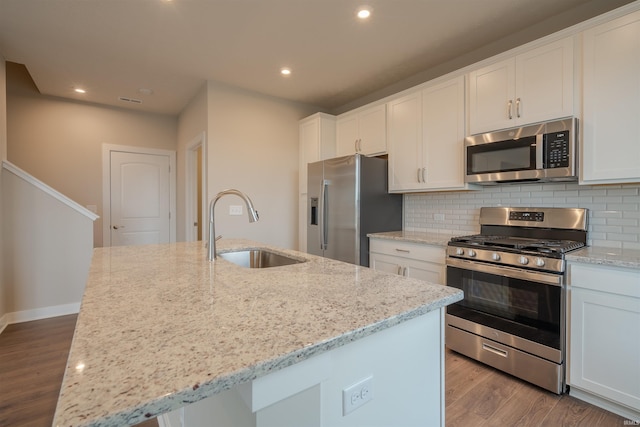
[368,230,462,247]
[567,246,640,270]
[53,239,462,427]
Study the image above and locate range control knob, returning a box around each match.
[492,253,501,261]
[519,256,530,265]
[468,250,477,257]
[456,248,464,256]
[535,258,545,267]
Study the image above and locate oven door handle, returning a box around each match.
[446,257,562,286]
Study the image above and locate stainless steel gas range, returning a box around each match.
[445,207,588,394]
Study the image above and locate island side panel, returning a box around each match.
[316,308,443,427]
[174,308,444,427]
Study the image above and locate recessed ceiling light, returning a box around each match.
[74,88,86,94]
[357,8,371,19]
[280,68,291,76]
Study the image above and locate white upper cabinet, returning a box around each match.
[468,37,574,135]
[581,9,640,184]
[336,104,387,156]
[299,113,336,194]
[387,91,423,192]
[388,76,471,192]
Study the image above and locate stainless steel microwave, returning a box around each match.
[465,118,577,185]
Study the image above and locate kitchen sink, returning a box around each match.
[218,249,305,268]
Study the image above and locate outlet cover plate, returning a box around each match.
[342,376,373,416]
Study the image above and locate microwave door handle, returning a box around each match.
[536,134,544,169]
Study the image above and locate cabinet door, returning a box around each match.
[515,37,573,126]
[582,10,640,184]
[387,91,424,192]
[369,252,403,275]
[468,58,515,134]
[299,118,320,194]
[336,114,359,157]
[570,287,640,411]
[404,258,443,284]
[358,104,387,155]
[422,76,466,190]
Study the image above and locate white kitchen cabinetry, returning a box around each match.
[299,113,336,194]
[370,238,445,284]
[388,76,470,193]
[299,113,336,251]
[581,10,640,184]
[336,104,386,157]
[468,37,573,135]
[567,262,640,420]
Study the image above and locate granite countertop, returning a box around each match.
[53,239,462,427]
[368,230,464,247]
[566,246,640,269]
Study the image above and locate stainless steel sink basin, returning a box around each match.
[218,249,305,268]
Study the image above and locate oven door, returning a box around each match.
[446,257,564,360]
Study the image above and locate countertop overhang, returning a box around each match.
[53,239,462,427]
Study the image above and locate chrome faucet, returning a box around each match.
[208,189,259,261]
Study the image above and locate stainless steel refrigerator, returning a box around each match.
[307,154,402,266]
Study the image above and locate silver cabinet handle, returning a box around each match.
[516,98,521,118]
[397,265,402,275]
[112,225,125,230]
[422,167,426,183]
[507,99,513,120]
[395,248,410,253]
[354,139,358,153]
[402,267,408,277]
[417,168,422,183]
[358,138,362,152]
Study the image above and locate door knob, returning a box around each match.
[112,225,125,230]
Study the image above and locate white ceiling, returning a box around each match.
[0,0,633,116]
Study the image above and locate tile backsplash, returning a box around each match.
[404,182,640,250]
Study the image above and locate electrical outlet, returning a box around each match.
[342,376,373,415]
[229,205,243,216]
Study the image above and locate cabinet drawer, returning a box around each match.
[370,238,445,263]
[569,263,640,298]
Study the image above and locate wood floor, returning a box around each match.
[0,315,629,427]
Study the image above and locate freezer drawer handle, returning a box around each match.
[482,342,508,358]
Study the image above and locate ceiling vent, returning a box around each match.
[118,96,142,104]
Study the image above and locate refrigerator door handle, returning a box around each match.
[320,180,329,250]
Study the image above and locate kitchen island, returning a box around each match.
[53,239,462,427]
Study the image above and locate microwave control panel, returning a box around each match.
[543,131,570,168]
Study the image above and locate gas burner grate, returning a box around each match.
[450,235,585,254]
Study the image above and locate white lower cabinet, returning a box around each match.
[369,238,445,285]
[567,262,640,420]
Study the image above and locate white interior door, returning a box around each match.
[110,151,171,246]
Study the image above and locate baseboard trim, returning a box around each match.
[0,302,81,334]
[570,386,640,422]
